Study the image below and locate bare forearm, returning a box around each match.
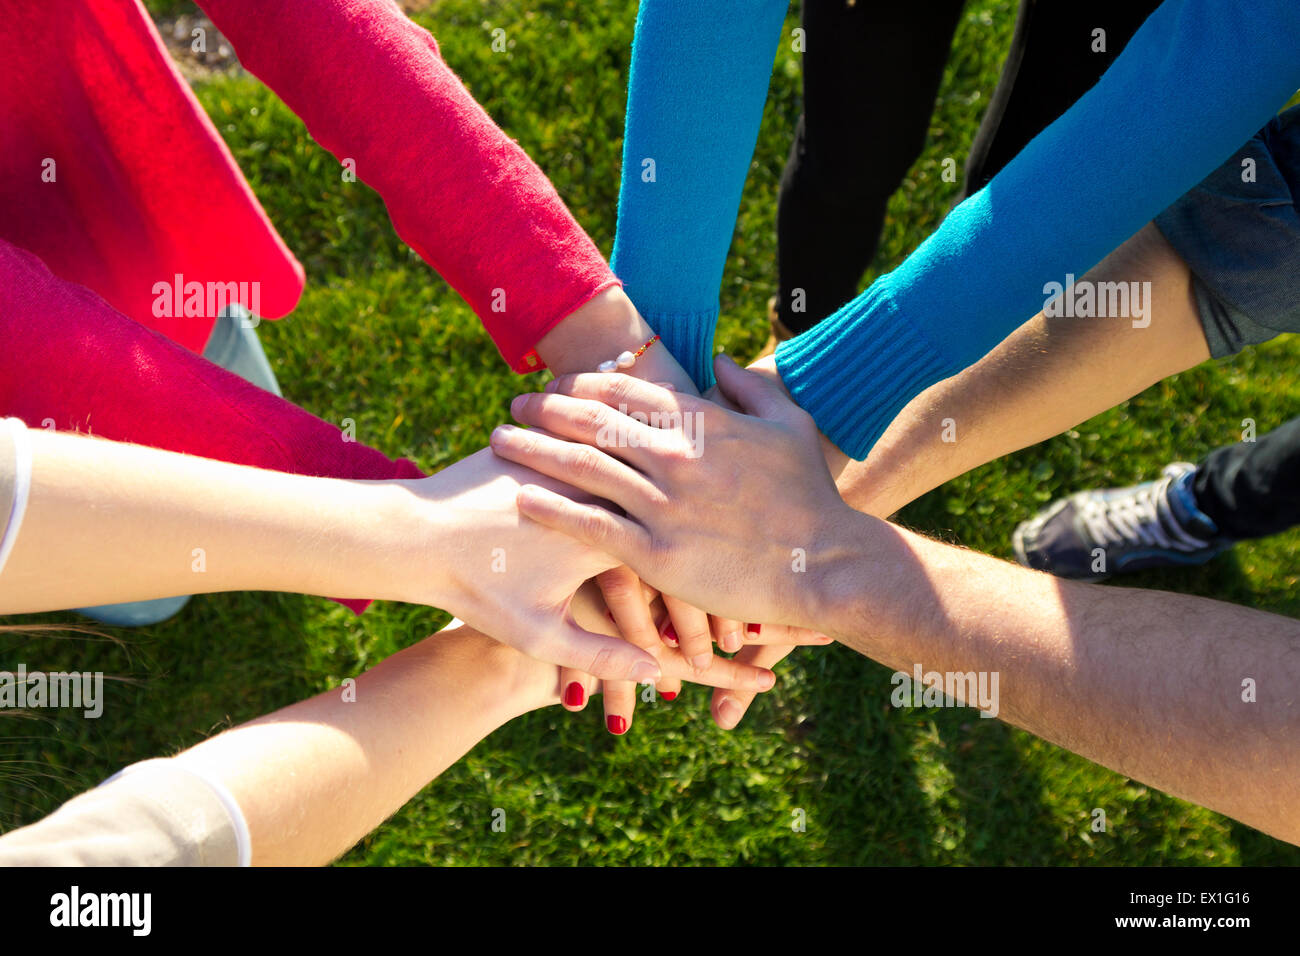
[0,431,431,612]
[815,513,1300,844]
[834,224,1210,517]
[173,624,554,865]
[171,583,719,866]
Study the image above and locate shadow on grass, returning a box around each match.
[846,498,1300,864]
[797,642,1062,865]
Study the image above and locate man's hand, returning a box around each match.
[488,354,854,629]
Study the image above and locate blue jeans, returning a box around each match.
[1152,106,1300,541]
[1155,105,1300,358]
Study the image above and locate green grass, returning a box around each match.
[4,0,1299,865]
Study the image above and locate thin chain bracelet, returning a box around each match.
[596,333,660,373]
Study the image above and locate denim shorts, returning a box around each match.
[1154,104,1300,358]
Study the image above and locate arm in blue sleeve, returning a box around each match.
[776,0,1300,459]
[612,0,790,390]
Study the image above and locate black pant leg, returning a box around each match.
[1193,416,1300,541]
[961,0,1163,199]
[775,0,965,335]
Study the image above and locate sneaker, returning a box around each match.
[1012,462,1234,580]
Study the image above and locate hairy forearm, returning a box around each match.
[0,431,432,613]
[834,224,1210,517]
[813,512,1300,844]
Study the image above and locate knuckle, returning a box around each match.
[516,428,539,455]
[578,507,609,544]
[596,572,640,606]
[647,490,676,524]
[682,625,710,647]
[564,446,600,480]
[576,402,606,436]
[601,374,634,407]
[659,441,696,467]
[586,645,615,676]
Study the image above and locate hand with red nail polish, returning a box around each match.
[398,447,669,685]
[563,682,585,708]
[552,577,780,735]
[710,624,831,730]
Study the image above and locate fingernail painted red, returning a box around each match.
[747,623,762,636]
[661,690,677,701]
[663,623,678,645]
[563,682,584,707]
[607,715,628,735]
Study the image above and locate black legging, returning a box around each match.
[1195,417,1300,541]
[775,0,1164,334]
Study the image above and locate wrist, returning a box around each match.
[804,508,912,647]
[535,287,697,393]
[747,355,848,483]
[416,623,559,720]
[332,476,459,609]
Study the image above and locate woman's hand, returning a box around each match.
[488,353,856,632]
[390,447,663,683]
[708,624,831,730]
[531,575,784,733]
[559,569,830,733]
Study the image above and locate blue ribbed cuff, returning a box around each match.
[775,284,957,461]
[646,308,719,391]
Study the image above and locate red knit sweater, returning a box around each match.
[0,0,615,610]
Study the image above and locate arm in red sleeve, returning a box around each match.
[0,242,422,482]
[198,0,619,372]
[0,240,424,611]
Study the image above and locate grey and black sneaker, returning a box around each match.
[1012,462,1234,580]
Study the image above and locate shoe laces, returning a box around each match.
[1079,468,1210,553]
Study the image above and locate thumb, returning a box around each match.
[713,353,799,421]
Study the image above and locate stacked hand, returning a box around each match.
[402,444,798,726]
[553,573,829,733]
[487,352,852,730]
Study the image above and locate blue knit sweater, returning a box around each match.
[612,0,1300,459]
